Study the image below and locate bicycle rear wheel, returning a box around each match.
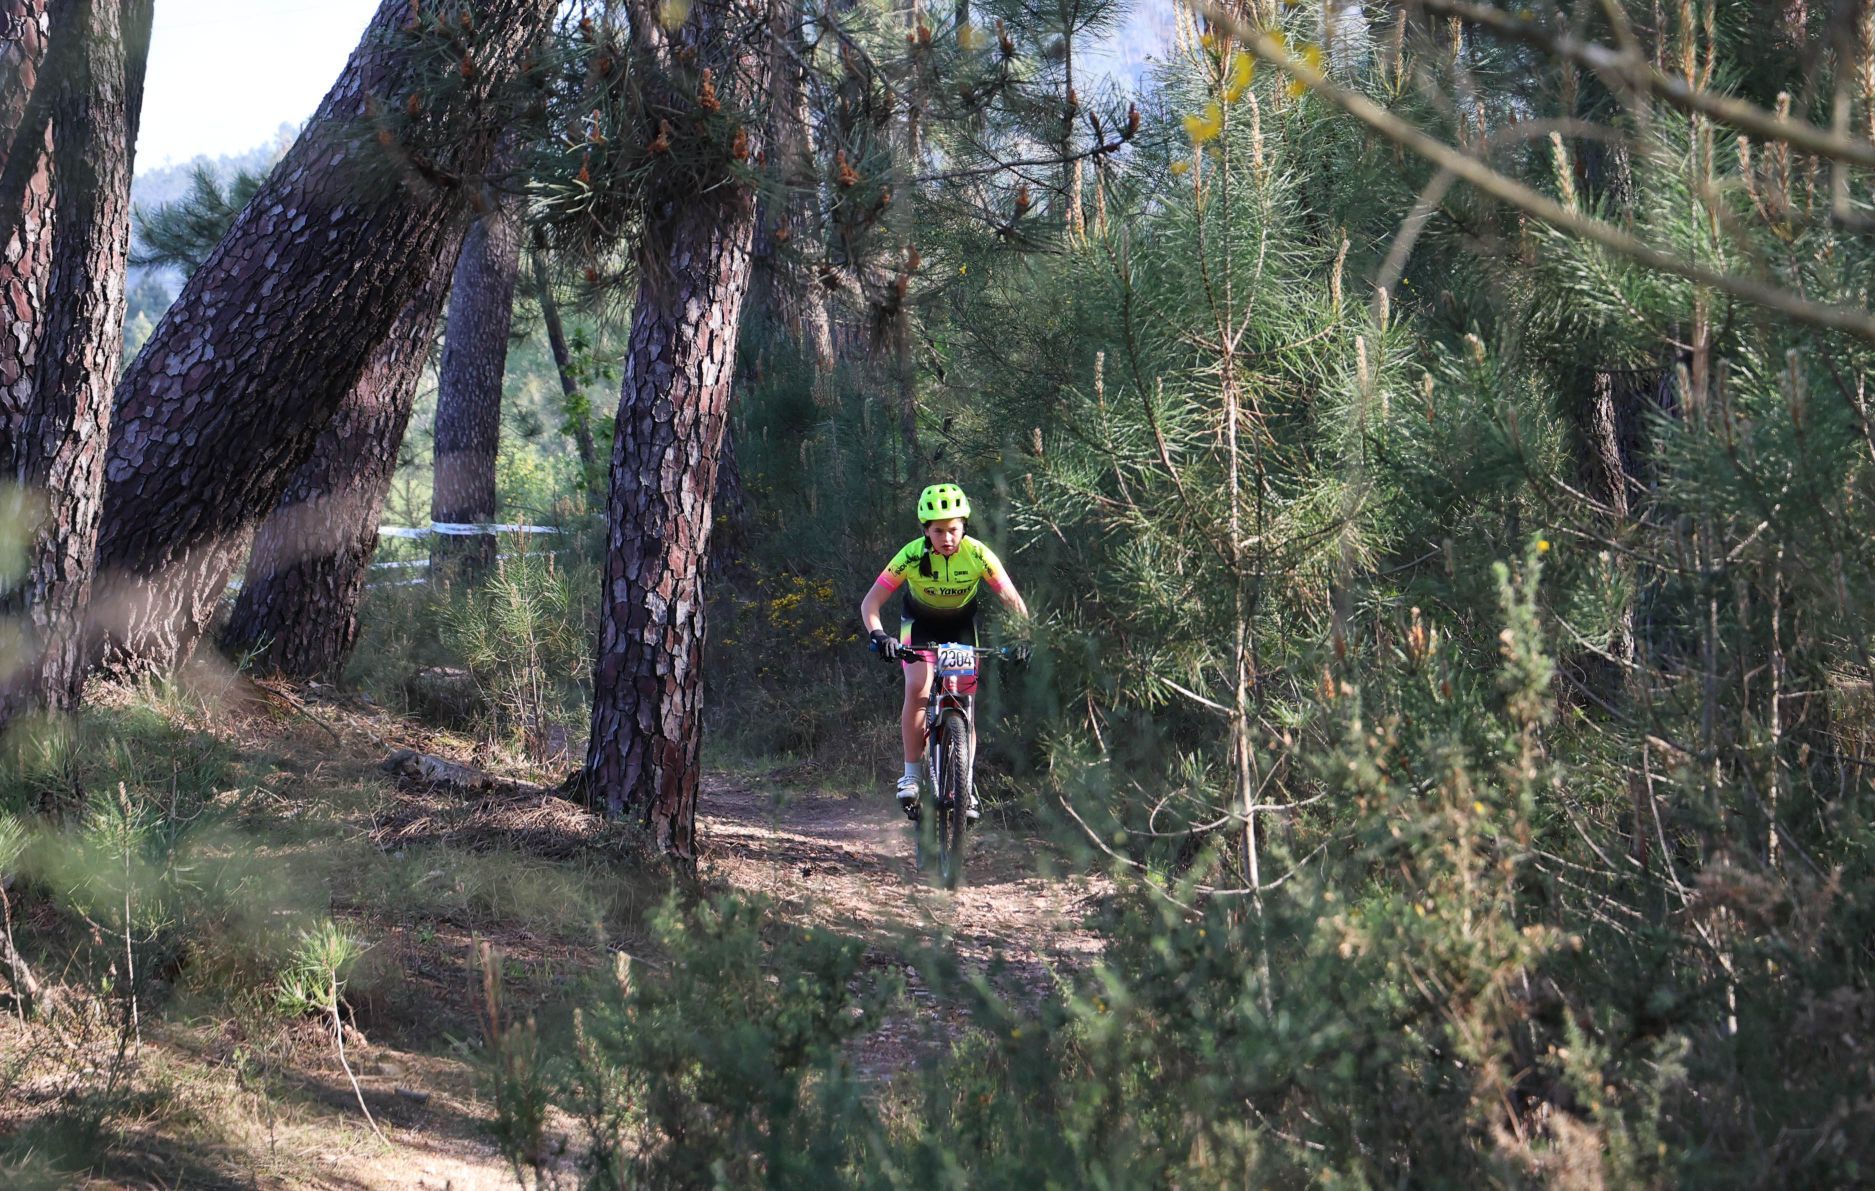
[937,710,971,888]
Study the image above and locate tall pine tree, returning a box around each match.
[0,0,152,724]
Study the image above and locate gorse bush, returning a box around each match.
[488,893,891,1188]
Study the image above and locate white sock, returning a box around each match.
[903,762,921,782]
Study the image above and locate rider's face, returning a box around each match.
[924,518,965,556]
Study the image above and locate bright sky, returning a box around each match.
[136,0,381,168]
[135,0,1160,170]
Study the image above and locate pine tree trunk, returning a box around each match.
[767,8,836,382]
[581,0,774,856]
[0,0,150,724]
[1570,364,1653,690]
[529,240,597,476]
[431,195,521,581]
[90,0,558,678]
[223,238,461,678]
[710,416,748,582]
[0,0,51,483]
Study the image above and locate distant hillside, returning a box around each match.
[131,125,294,217]
[123,127,296,344]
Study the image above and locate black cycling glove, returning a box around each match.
[869,628,901,662]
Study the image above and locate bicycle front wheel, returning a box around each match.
[937,710,971,889]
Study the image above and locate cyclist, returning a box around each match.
[859,483,1029,819]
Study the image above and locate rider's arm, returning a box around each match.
[993,574,1030,621]
[862,542,918,635]
[859,577,897,636]
[977,544,1030,622]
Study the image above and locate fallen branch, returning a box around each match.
[380,748,527,792]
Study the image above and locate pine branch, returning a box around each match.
[1420,0,1875,169]
[1193,0,1875,344]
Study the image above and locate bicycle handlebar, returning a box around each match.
[869,640,1030,662]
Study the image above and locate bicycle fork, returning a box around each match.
[924,693,975,807]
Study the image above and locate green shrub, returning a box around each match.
[442,543,593,760]
[487,893,894,1188]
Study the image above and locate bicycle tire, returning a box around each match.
[937,710,971,888]
[912,791,931,873]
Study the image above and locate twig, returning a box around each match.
[332,975,390,1147]
[1161,676,1235,717]
[0,880,44,1017]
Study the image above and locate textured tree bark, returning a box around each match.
[90,0,558,677]
[0,0,51,483]
[584,201,761,854]
[529,239,597,475]
[0,0,151,724]
[224,236,461,679]
[581,0,774,857]
[430,195,521,580]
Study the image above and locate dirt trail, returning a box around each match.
[699,776,1108,1078]
[314,776,1105,1187]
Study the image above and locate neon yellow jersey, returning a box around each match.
[874,536,1008,611]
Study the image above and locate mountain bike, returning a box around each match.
[883,642,1022,889]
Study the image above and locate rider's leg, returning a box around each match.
[896,658,932,810]
[901,658,933,762]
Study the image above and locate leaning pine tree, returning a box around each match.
[125,158,468,679]
[577,0,779,854]
[222,245,462,678]
[89,0,559,677]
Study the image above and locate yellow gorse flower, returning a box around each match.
[1222,51,1253,102]
[1286,42,1324,98]
[1182,99,1223,145]
[1170,159,1191,176]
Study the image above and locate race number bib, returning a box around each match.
[936,643,976,675]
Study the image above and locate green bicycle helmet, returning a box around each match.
[917,483,971,523]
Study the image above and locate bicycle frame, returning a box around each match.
[881,641,1020,887]
[917,642,987,806]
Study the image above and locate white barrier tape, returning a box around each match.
[428,522,563,536]
[368,551,558,572]
[377,523,565,538]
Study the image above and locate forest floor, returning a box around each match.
[0,681,1104,1189]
